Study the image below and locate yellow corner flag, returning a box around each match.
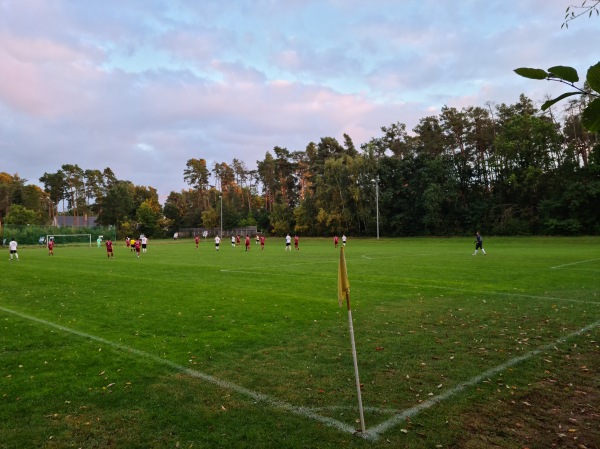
[337,246,350,307]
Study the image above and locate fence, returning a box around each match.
[177,226,259,239]
[1,224,117,246]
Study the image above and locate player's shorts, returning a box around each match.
[286,243,291,247]
[10,250,17,254]
[142,244,147,249]
[475,242,483,250]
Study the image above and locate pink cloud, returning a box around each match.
[0,30,106,117]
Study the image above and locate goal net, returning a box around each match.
[47,234,92,247]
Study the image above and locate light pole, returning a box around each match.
[219,195,223,237]
[374,176,380,240]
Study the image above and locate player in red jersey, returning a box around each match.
[334,235,338,248]
[294,235,299,250]
[47,238,54,256]
[260,235,265,250]
[105,239,114,258]
[245,235,250,251]
[236,235,241,247]
[134,239,141,257]
[195,235,200,249]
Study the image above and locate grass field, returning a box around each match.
[1,236,599,448]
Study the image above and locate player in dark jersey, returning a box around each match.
[473,231,487,255]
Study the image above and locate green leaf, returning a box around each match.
[581,98,600,132]
[514,68,549,80]
[585,62,600,94]
[547,66,579,83]
[540,92,581,110]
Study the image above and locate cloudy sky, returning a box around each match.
[1,0,597,202]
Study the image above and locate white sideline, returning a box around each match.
[221,268,600,306]
[0,306,356,436]
[550,258,600,269]
[367,280,600,306]
[220,255,600,306]
[1,306,599,441]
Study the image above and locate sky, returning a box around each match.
[1,0,598,203]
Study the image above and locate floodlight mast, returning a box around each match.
[372,176,380,239]
[219,195,223,237]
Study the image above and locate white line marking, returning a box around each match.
[551,258,600,269]
[364,318,600,441]
[309,405,399,415]
[3,308,599,442]
[0,306,357,437]
[219,268,600,306]
[383,282,600,306]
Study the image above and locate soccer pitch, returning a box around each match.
[1,237,599,448]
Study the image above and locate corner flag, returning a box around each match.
[338,246,350,308]
[336,246,366,433]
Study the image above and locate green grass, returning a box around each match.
[1,237,599,448]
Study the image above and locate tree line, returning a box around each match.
[1,93,599,238]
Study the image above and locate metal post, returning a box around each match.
[375,176,380,240]
[219,195,223,237]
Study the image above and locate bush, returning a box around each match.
[542,218,582,235]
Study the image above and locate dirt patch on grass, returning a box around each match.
[453,347,600,449]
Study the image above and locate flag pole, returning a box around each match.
[345,290,366,433]
[338,246,366,433]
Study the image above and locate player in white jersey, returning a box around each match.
[9,238,19,261]
[285,234,291,251]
